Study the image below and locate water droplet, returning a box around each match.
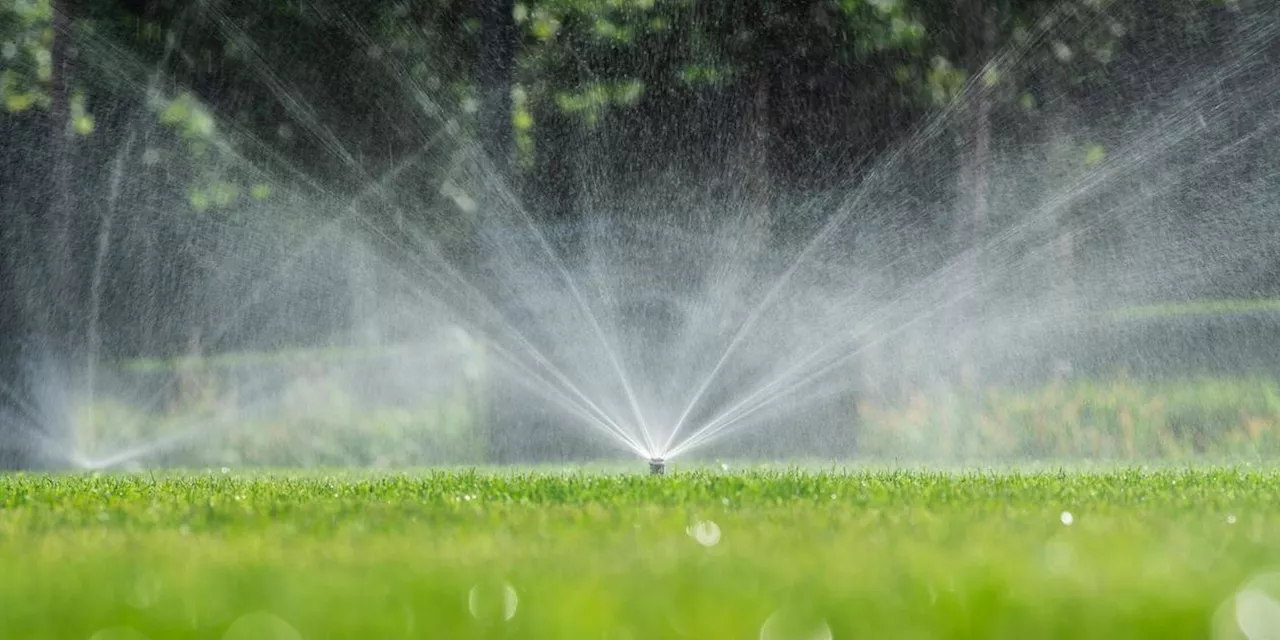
[1052,41,1074,62]
[721,497,730,506]
[220,467,230,474]
[1060,511,1074,526]
[0,42,16,60]
[88,628,149,640]
[759,608,832,640]
[686,520,721,547]
[454,193,477,213]
[468,582,518,622]
[1228,514,1238,525]
[222,611,302,640]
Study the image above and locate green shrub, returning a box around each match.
[72,347,487,468]
[857,376,1280,460]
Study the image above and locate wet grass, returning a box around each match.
[0,468,1276,639]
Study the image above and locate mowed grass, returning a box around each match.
[1,468,1278,639]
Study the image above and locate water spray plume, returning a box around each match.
[2,1,1279,469]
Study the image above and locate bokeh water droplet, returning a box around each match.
[686,520,721,547]
[1227,514,1238,524]
[468,581,519,622]
[222,611,302,640]
[1235,590,1280,640]
[1060,511,1074,526]
[1214,573,1280,640]
[759,608,832,640]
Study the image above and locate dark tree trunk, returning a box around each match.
[0,114,35,470]
[477,0,519,463]
[478,0,517,175]
[0,1,77,469]
[46,0,76,370]
[745,72,771,220]
[953,0,996,391]
[530,105,578,223]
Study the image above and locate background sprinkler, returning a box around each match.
[649,458,666,475]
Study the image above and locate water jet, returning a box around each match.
[2,0,1277,471]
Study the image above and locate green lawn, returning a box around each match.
[1,468,1277,639]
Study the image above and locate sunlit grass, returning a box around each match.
[1,469,1278,638]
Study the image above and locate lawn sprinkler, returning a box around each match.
[649,458,666,476]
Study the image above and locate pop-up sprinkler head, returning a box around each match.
[649,458,665,476]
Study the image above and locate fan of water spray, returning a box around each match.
[3,0,1280,472]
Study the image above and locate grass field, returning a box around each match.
[2,468,1279,639]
